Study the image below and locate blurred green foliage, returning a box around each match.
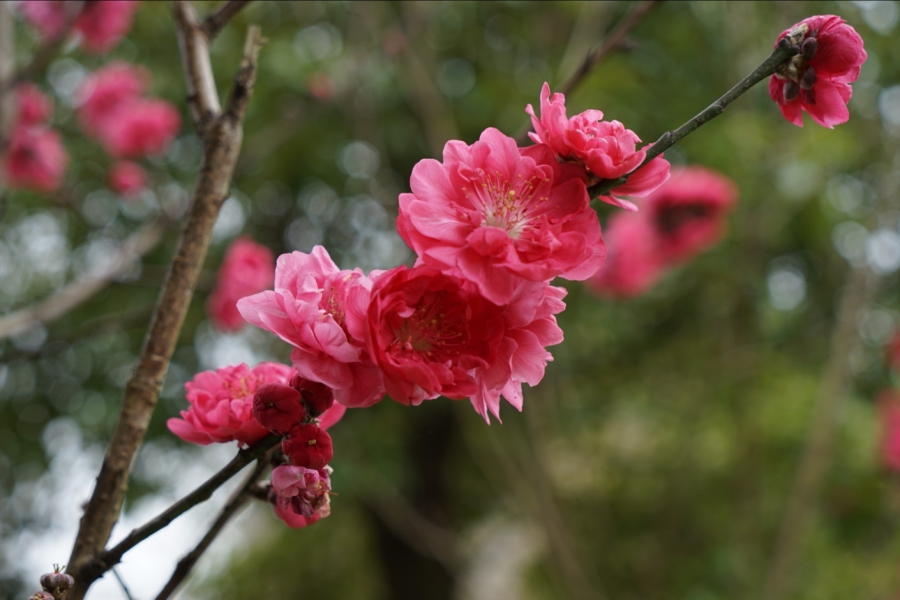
[2,1,900,599]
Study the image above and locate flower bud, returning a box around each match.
[800,66,817,91]
[290,373,335,416]
[282,423,333,469]
[252,382,306,434]
[783,80,800,102]
[30,592,54,600]
[40,566,74,594]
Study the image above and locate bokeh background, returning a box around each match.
[2,1,900,599]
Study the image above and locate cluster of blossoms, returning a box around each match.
[206,237,276,332]
[19,0,139,54]
[77,61,181,196]
[587,167,738,298]
[2,84,68,193]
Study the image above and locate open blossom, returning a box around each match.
[98,99,181,158]
[769,15,866,128]
[207,237,275,332]
[526,82,670,211]
[3,126,68,194]
[585,212,665,298]
[108,160,146,198]
[238,246,386,408]
[19,1,139,54]
[16,84,53,127]
[167,362,293,447]
[271,465,332,528]
[77,62,148,137]
[397,127,605,305]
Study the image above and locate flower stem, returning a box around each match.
[588,37,798,199]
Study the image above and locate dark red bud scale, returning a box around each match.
[801,37,818,60]
[800,67,817,91]
[783,80,800,102]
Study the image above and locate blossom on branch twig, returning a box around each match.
[207,236,275,332]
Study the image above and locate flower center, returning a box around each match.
[470,170,549,239]
[392,290,469,359]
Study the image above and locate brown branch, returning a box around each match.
[0,219,167,340]
[587,37,798,199]
[201,0,254,40]
[760,265,879,600]
[65,11,265,599]
[154,453,268,600]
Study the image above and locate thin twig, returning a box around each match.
[80,435,279,585]
[201,0,254,40]
[587,38,798,199]
[66,10,265,599]
[111,567,135,600]
[154,455,268,600]
[760,268,879,600]
[0,219,168,341]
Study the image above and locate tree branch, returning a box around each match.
[587,37,798,199]
[201,0,254,40]
[66,12,265,599]
[78,435,279,587]
[0,219,167,341]
[0,0,15,198]
[154,455,268,600]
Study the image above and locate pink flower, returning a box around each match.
[768,15,867,128]
[3,125,68,194]
[397,127,605,305]
[238,246,386,409]
[282,424,334,469]
[18,1,139,54]
[271,465,332,527]
[526,82,670,211]
[108,160,146,198]
[879,390,900,471]
[469,280,566,423]
[366,265,505,405]
[75,1,140,54]
[97,99,181,158]
[167,362,293,447]
[16,84,53,127]
[646,167,738,262]
[77,63,148,137]
[585,212,665,298]
[207,237,275,332]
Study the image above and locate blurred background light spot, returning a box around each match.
[81,190,118,228]
[865,228,900,273]
[776,161,821,201]
[348,196,389,233]
[437,58,476,98]
[832,221,868,265]
[11,323,47,353]
[767,259,807,311]
[338,141,380,179]
[47,58,87,106]
[825,174,868,215]
[211,196,247,243]
[285,217,323,252]
[854,0,899,34]
[299,180,341,225]
[255,181,292,217]
[484,14,514,52]
[293,23,343,62]
[167,135,204,173]
[858,307,895,345]
[878,85,900,126]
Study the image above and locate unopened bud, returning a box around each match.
[282,423,333,469]
[800,36,818,60]
[800,66,817,90]
[40,566,74,594]
[783,80,800,102]
[252,383,306,434]
[290,373,335,416]
[30,592,54,600]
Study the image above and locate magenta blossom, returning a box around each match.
[207,237,275,332]
[271,465,332,527]
[238,246,386,409]
[16,84,53,127]
[77,63,148,137]
[879,390,900,472]
[108,160,147,198]
[526,82,670,211]
[3,126,68,194]
[167,362,293,447]
[586,212,666,299]
[19,1,139,54]
[98,98,181,158]
[768,15,866,128]
[397,127,605,305]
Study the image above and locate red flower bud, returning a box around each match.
[30,593,54,600]
[282,423,333,469]
[252,383,306,435]
[290,373,335,416]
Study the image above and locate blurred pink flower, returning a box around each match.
[98,98,181,158]
[585,212,665,298]
[238,246,386,409]
[879,390,900,471]
[207,236,275,332]
[271,465,332,527]
[108,160,146,198]
[16,84,53,127]
[526,82,670,211]
[397,127,605,305]
[19,1,139,54]
[768,15,867,128]
[77,62,148,137]
[3,125,68,194]
[167,362,293,447]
